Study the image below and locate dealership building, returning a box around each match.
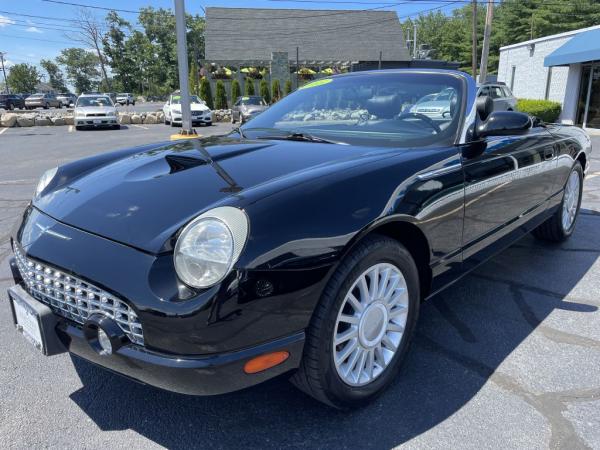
[498,25,600,129]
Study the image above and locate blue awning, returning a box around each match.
[544,28,600,67]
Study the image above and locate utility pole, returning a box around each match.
[413,23,417,59]
[471,0,478,80]
[0,52,9,94]
[378,51,382,70]
[479,0,494,83]
[173,0,195,137]
[296,46,299,90]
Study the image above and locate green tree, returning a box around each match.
[271,79,281,103]
[259,79,270,103]
[244,78,255,96]
[56,48,100,94]
[215,80,227,109]
[7,63,40,93]
[40,59,67,92]
[103,11,138,92]
[189,59,199,96]
[231,79,241,102]
[284,79,292,96]
[199,77,213,109]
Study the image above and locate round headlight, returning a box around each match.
[35,167,58,198]
[174,207,249,289]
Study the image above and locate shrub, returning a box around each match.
[231,79,241,103]
[215,80,228,109]
[271,79,281,103]
[284,79,292,96]
[259,79,270,103]
[245,78,255,95]
[516,99,561,123]
[199,77,214,110]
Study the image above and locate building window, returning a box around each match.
[510,66,516,90]
[544,67,553,100]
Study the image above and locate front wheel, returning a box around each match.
[532,161,583,242]
[291,235,420,408]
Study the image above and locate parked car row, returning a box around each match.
[0,92,141,111]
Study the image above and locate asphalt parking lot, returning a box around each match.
[1,127,600,449]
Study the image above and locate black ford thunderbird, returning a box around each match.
[7,70,591,408]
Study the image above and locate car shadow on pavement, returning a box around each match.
[68,211,600,449]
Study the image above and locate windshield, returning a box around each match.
[241,97,266,106]
[171,95,203,105]
[76,96,113,107]
[29,95,43,99]
[117,93,129,96]
[241,72,464,148]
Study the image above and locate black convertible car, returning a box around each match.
[7,70,591,408]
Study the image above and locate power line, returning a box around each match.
[0,33,84,45]
[40,0,139,14]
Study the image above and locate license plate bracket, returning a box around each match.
[8,285,67,356]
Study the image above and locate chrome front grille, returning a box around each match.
[13,246,144,345]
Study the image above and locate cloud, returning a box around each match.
[26,26,43,34]
[0,14,16,27]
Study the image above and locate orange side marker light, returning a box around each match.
[244,351,290,374]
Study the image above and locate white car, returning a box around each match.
[74,94,119,130]
[163,94,212,127]
[116,93,135,106]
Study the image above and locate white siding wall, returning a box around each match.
[498,34,582,123]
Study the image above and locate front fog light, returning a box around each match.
[97,329,112,354]
[83,314,127,356]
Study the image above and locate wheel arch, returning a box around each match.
[341,217,433,300]
[575,151,587,175]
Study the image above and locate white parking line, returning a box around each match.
[68,125,74,133]
[0,128,8,135]
[131,124,149,130]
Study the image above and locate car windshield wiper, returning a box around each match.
[243,128,345,145]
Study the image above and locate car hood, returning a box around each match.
[33,136,390,254]
[412,100,450,111]
[241,105,267,114]
[75,106,116,115]
[170,103,210,113]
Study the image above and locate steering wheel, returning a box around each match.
[396,112,442,134]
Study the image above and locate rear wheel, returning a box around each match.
[291,235,420,408]
[533,161,583,242]
[8,103,14,111]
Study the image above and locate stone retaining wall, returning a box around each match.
[0,109,233,127]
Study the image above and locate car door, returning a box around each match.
[489,86,509,111]
[461,125,557,266]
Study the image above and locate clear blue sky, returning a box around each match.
[0,0,462,79]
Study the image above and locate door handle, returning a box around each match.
[544,148,554,160]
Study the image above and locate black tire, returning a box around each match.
[532,161,583,242]
[75,125,83,131]
[44,103,49,109]
[290,235,420,409]
[231,114,236,124]
[112,124,120,130]
[205,121,212,126]
[9,103,14,111]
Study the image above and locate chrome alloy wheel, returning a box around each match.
[562,170,580,232]
[333,263,409,386]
